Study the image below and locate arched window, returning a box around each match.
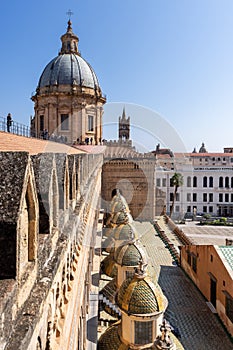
[219,177,223,188]
[209,176,213,188]
[225,177,229,188]
[203,176,207,187]
[231,177,233,188]
[187,176,191,187]
[193,176,197,188]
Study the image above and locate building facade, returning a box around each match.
[155,144,233,218]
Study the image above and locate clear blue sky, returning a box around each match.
[0,0,233,152]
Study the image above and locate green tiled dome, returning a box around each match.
[101,278,117,301]
[100,279,120,318]
[113,223,138,242]
[111,200,129,215]
[111,211,133,226]
[101,255,117,278]
[117,275,165,315]
[97,322,128,350]
[104,226,114,238]
[114,241,147,267]
[98,321,155,350]
[110,194,129,214]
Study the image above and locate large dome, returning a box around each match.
[36,20,100,91]
[38,53,99,89]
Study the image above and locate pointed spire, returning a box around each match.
[122,107,126,120]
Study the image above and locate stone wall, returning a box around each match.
[102,157,156,220]
[0,151,103,350]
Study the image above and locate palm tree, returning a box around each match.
[169,172,183,218]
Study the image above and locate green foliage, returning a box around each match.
[170,172,184,188]
[203,213,211,219]
[220,217,227,223]
[200,217,233,226]
[169,172,183,217]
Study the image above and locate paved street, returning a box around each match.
[135,221,233,350]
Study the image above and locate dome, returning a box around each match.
[113,222,138,242]
[110,193,130,214]
[100,279,119,318]
[114,241,147,267]
[199,142,207,153]
[38,53,99,89]
[111,211,133,226]
[98,321,155,350]
[98,322,129,350]
[37,20,100,91]
[117,274,165,315]
[101,254,117,278]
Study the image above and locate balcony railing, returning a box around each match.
[0,117,31,138]
[0,117,69,144]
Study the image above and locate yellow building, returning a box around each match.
[181,244,233,336]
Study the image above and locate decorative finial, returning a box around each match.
[134,259,148,278]
[66,9,74,21]
[153,320,175,349]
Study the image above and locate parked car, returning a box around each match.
[184,212,193,221]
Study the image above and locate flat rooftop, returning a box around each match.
[177,221,233,245]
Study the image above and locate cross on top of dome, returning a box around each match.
[66,9,74,20]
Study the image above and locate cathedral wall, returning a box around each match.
[1,151,103,350]
[102,159,156,220]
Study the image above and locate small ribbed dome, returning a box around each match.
[113,223,138,242]
[101,254,117,278]
[110,193,130,214]
[117,275,165,315]
[114,241,147,267]
[111,211,133,226]
[37,20,99,90]
[199,142,207,153]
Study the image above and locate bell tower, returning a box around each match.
[118,108,130,141]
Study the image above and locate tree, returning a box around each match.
[169,172,183,218]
